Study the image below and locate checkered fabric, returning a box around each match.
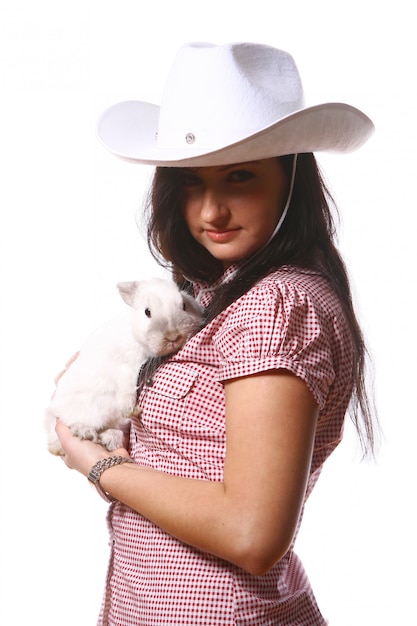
[98,266,353,625]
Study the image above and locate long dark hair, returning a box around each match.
[142,153,378,456]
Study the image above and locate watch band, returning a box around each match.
[88,456,134,503]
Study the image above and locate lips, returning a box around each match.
[205,229,239,243]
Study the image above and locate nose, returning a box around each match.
[166,331,183,343]
[200,189,229,224]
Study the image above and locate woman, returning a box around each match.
[56,42,378,625]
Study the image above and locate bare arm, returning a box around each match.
[56,370,318,575]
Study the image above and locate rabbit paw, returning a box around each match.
[98,428,124,451]
[70,422,99,443]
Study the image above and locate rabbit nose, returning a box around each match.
[167,332,183,343]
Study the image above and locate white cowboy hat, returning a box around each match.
[97,42,374,167]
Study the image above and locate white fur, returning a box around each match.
[45,278,203,455]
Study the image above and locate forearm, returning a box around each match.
[99,462,255,570]
[56,422,242,565]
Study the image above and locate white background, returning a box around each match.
[0,1,415,624]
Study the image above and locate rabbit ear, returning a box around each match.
[116,281,140,306]
[181,291,204,317]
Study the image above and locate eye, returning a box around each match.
[227,169,255,183]
[181,171,202,188]
[144,308,151,318]
[182,301,187,311]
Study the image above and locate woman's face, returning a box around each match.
[181,158,290,268]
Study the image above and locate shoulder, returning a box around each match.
[230,266,344,322]
[210,266,353,410]
[211,266,350,355]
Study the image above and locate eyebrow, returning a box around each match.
[218,161,260,171]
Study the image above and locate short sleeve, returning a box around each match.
[213,277,351,410]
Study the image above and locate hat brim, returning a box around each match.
[97,100,374,167]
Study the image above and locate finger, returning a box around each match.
[54,351,80,385]
[65,351,80,368]
[54,369,66,386]
[55,418,70,436]
[55,419,74,448]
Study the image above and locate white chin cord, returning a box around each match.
[263,153,298,248]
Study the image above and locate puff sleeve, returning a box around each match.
[213,276,353,411]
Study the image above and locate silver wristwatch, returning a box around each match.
[88,456,134,503]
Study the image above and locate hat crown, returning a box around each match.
[157,43,305,151]
[97,41,374,166]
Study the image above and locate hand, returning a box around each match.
[55,420,130,477]
[54,352,80,385]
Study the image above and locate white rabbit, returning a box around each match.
[45,278,203,456]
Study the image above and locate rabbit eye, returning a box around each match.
[182,302,187,311]
[145,308,151,318]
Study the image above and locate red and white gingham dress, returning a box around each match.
[98,266,354,625]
